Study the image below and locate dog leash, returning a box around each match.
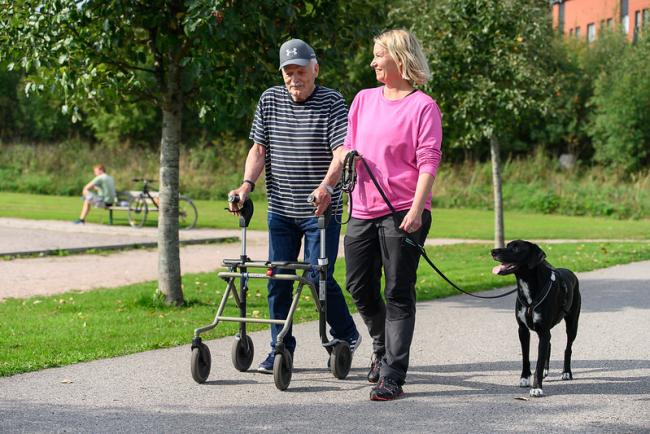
[344,150,517,300]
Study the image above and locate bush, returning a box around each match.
[589,32,650,172]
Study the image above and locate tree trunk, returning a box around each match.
[158,60,184,306]
[490,134,505,248]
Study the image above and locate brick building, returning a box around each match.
[552,0,650,42]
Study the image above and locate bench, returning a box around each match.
[105,191,140,225]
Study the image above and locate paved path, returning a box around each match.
[0,218,485,300]
[0,217,239,255]
[3,217,645,301]
[1,261,649,433]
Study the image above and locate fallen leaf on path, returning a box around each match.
[60,379,74,384]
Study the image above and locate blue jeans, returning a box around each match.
[267,212,358,353]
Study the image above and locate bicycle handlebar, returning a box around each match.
[132,178,156,183]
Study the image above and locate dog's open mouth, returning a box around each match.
[492,263,518,275]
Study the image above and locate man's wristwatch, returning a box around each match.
[321,184,334,195]
[243,179,255,192]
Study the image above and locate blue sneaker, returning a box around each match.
[348,333,362,356]
[257,349,294,374]
[73,219,85,224]
[257,352,275,374]
[326,333,362,368]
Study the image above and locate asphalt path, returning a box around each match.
[1,260,648,433]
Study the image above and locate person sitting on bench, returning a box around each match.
[74,164,117,224]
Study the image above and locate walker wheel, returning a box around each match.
[231,334,254,372]
[273,349,293,391]
[191,342,211,383]
[330,341,352,379]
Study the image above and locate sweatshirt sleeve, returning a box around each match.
[415,101,443,177]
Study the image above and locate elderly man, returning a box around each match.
[228,38,361,373]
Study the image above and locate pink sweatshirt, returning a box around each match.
[343,86,443,219]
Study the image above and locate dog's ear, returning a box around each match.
[526,242,546,269]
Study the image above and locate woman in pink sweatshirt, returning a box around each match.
[343,29,442,401]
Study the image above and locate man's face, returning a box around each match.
[281,62,319,102]
[93,167,103,176]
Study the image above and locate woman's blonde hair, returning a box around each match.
[374,29,431,86]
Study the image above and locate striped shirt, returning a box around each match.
[249,85,347,217]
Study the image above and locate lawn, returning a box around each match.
[2,191,650,239]
[2,241,650,377]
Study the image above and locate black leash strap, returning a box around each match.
[352,153,517,300]
[335,151,359,225]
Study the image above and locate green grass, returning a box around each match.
[2,191,650,239]
[3,142,649,219]
[2,241,650,377]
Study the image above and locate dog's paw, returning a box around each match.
[529,388,544,397]
[543,368,549,378]
[519,377,531,387]
[561,372,573,380]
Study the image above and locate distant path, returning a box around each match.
[0,217,645,300]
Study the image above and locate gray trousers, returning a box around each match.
[344,210,431,384]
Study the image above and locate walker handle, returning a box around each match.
[228,195,254,228]
[307,194,331,229]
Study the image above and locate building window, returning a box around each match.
[558,2,565,34]
[575,26,581,38]
[587,23,596,42]
[569,28,574,36]
[644,9,650,27]
[621,0,629,33]
[607,18,614,29]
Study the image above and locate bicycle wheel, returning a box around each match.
[128,196,148,228]
[179,195,198,230]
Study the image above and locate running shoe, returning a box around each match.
[369,376,404,401]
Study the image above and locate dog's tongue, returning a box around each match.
[492,264,508,275]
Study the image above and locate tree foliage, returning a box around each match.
[1,0,386,304]
[589,33,650,172]
[391,0,557,157]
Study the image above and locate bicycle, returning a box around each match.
[128,178,198,230]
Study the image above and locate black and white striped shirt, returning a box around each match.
[250,85,347,218]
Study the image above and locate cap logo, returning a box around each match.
[286,48,298,57]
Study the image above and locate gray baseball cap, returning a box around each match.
[278,39,316,70]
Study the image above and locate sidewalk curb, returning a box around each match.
[1,236,238,259]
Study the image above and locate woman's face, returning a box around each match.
[370,42,401,85]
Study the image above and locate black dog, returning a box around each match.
[491,240,581,397]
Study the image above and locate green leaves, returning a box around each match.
[589,32,650,172]
[396,0,555,154]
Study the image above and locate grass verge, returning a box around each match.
[2,191,650,239]
[2,242,650,377]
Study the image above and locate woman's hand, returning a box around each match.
[399,207,423,233]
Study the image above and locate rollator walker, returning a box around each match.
[190,196,353,390]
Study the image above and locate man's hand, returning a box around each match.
[309,185,332,216]
[227,183,252,214]
[82,182,96,196]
